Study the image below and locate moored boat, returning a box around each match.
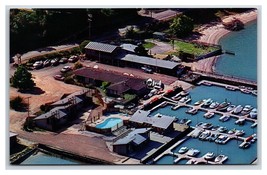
[214,154,228,163]
[178,147,189,154]
[180,90,189,96]
[219,115,230,122]
[186,148,200,157]
[217,101,230,111]
[239,142,250,149]
[194,100,203,106]
[204,152,215,160]
[202,98,213,107]
[226,86,236,91]
[235,130,245,136]
[226,105,236,112]
[209,102,219,109]
[232,105,243,114]
[204,112,215,119]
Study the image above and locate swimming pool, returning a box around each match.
[95,117,123,129]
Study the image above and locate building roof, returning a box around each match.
[130,110,175,129]
[113,128,151,146]
[85,42,118,53]
[52,91,86,106]
[120,43,137,53]
[107,81,130,94]
[34,106,68,120]
[153,32,166,36]
[120,54,179,70]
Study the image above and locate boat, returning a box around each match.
[194,100,203,106]
[186,108,198,115]
[251,122,257,128]
[215,135,228,144]
[186,148,200,157]
[217,101,230,111]
[203,81,212,86]
[252,90,257,96]
[191,129,203,138]
[235,118,245,125]
[202,98,213,107]
[217,126,227,133]
[171,93,180,100]
[199,130,211,140]
[209,102,219,109]
[232,105,243,114]
[239,142,250,149]
[240,88,251,94]
[204,152,215,160]
[235,130,245,136]
[228,128,236,135]
[249,108,257,119]
[205,133,219,142]
[204,112,215,119]
[226,105,236,112]
[178,147,189,154]
[179,96,191,103]
[215,154,228,163]
[226,86,236,91]
[160,101,167,108]
[180,90,189,96]
[241,105,253,114]
[179,119,191,125]
[219,115,230,122]
[171,104,180,110]
[201,123,213,129]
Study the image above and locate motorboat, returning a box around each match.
[171,93,180,100]
[217,101,230,111]
[226,86,236,91]
[179,96,191,103]
[179,119,191,125]
[194,100,203,106]
[201,123,213,129]
[235,130,245,136]
[214,154,228,163]
[171,104,180,110]
[252,90,257,96]
[202,98,213,107]
[241,105,253,115]
[209,102,219,109]
[199,130,211,140]
[204,152,215,160]
[249,108,257,119]
[178,147,189,154]
[217,126,227,133]
[204,112,215,119]
[215,135,228,144]
[226,105,236,112]
[186,108,198,115]
[160,101,168,108]
[186,148,200,157]
[203,81,212,86]
[219,115,230,122]
[228,128,236,135]
[180,90,189,96]
[239,142,250,149]
[232,105,243,114]
[235,118,245,125]
[251,122,257,128]
[240,88,251,94]
[205,133,219,142]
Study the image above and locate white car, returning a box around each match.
[60,66,72,73]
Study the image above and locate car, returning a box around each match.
[59,57,68,64]
[68,55,79,63]
[33,61,43,69]
[60,66,72,73]
[54,74,64,81]
[43,59,51,67]
[51,58,60,66]
[126,103,136,109]
[141,66,153,73]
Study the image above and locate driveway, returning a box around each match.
[147,39,173,55]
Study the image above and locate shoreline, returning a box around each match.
[191,9,257,73]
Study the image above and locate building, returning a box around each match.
[33,90,91,131]
[73,67,148,97]
[113,128,151,155]
[129,110,175,133]
[85,42,120,64]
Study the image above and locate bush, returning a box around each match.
[10,96,27,111]
[79,40,90,53]
[73,61,83,70]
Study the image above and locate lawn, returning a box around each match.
[142,42,156,49]
[171,40,219,56]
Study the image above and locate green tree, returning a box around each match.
[11,65,35,90]
[170,15,194,38]
[79,40,90,53]
[10,96,27,111]
[73,61,83,70]
[134,44,148,56]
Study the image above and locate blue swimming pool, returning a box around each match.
[95,118,123,129]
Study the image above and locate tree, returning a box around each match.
[134,44,148,56]
[170,15,194,38]
[11,65,35,91]
[79,40,90,53]
[10,96,27,111]
[73,61,83,70]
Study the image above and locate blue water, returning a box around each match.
[95,117,122,129]
[216,21,257,81]
[21,152,81,165]
[151,85,257,164]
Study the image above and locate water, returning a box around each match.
[21,151,81,165]
[95,117,122,129]
[151,85,257,164]
[215,21,257,81]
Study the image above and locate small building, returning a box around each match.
[129,110,175,133]
[85,42,120,64]
[120,43,137,54]
[113,128,151,155]
[153,32,166,40]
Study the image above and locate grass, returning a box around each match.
[142,42,155,49]
[171,40,218,56]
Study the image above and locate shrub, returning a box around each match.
[73,61,83,70]
[10,96,27,111]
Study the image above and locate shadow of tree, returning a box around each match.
[18,87,45,95]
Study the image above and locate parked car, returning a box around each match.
[51,58,60,66]
[43,59,51,67]
[33,61,43,69]
[126,103,136,109]
[59,57,68,64]
[68,55,79,63]
[53,74,64,81]
[141,66,153,73]
[60,66,72,73]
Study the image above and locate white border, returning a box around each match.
[1,0,266,175]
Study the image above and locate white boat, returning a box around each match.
[201,123,213,129]
[226,86,236,91]
[180,90,189,96]
[160,101,167,108]
[209,102,219,109]
[179,96,191,103]
[240,88,251,94]
[226,105,236,112]
[217,126,227,133]
[194,100,203,106]
[215,154,228,163]
[186,148,200,157]
[235,118,245,125]
[249,108,257,119]
[252,90,257,96]
[215,135,228,144]
[204,152,215,160]
[228,128,236,134]
[235,130,245,136]
[251,122,257,128]
[241,105,253,114]
[186,108,198,115]
[178,147,189,154]
[199,130,211,140]
[171,93,180,100]
[202,98,213,107]
[239,142,250,149]
[203,81,212,86]
[219,115,230,122]
[217,101,230,111]
[204,112,214,119]
[232,105,243,114]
